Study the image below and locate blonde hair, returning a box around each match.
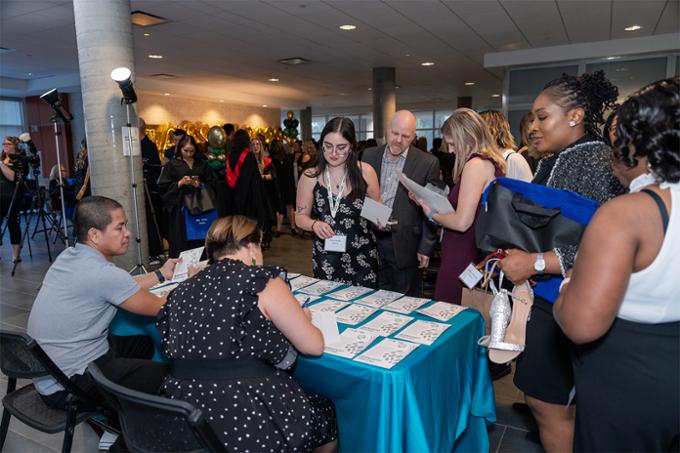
[479,110,517,150]
[441,108,506,184]
[205,215,262,263]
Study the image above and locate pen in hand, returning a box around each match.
[301,297,312,309]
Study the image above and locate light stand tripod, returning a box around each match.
[122,101,147,275]
[51,118,70,246]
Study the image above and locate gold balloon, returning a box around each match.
[287,110,294,120]
[207,126,227,149]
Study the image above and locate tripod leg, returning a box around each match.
[38,208,53,262]
[143,178,164,256]
[24,210,33,258]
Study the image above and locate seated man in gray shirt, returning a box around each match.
[27,196,178,409]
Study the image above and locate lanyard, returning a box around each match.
[324,167,347,219]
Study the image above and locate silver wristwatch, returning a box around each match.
[533,253,546,274]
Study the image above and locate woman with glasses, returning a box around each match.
[0,136,23,263]
[295,117,381,287]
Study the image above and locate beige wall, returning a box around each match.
[136,92,280,127]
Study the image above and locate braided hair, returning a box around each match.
[614,77,680,183]
[543,70,618,139]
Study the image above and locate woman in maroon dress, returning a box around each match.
[412,108,506,304]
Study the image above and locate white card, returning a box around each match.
[326,286,374,301]
[360,196,393,225]
[307,299,350,313]
[289,275,319,291]
[148,281,179,298]
[294,293,320,307]
[394,320,451,345]
[324,235,347,252]
[383,296,430,314]
[355,289,404,308]
[417,302,468,322]
[359,311,414,337]
[459,263,483,289]
[297,280,345,296]
[311,311,341,346]
[335,304,378,325]
[354,338,419,369]
[171,246,205,282]
[324,328,378,358]
[287,272,301,279]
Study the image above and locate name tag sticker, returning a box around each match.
[324,235,347,253]
[459,263,483,289]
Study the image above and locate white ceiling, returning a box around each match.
[1,0,677,110]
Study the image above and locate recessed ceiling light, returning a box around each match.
[262,104,268,107]
[148,54,163,59]
[606,56,620,60]
[624,25,642,31]
[163,92,170,96]
[278,57,310,65]
[339,24,356,30]
[339,92,347,96]
[27,72,32,76]
[491,93,500,98]
[268,78,280,82]
[143,32,150,37]
[368,87,372,91]
[405,54,411,57]
[464,82,475,86]
[421,62,435,66]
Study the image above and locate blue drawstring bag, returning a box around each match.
[183,207,217,241]
[475,177,599,303]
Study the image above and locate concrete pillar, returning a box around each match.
[73,0,148,270]
[300,106,312,141]
[372,67,396,142]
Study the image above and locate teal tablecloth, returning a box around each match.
[109,287,496,452]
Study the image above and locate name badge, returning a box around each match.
[459,262,483,289]
[324,235,347,253]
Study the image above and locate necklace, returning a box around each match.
[324,167,347,219]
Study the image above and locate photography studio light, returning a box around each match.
[40,88,74,123]
[110,67,138,104]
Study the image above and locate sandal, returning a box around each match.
[479,281,534,364]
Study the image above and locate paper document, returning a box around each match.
[354,338,419,369]
[360,197,392,225]
[289,275,319,291]
[294,294,320,306]
[324,328,378,358]
[394,320,451,345]
[335,304,378,326]
[307,299,350,313]
[311,311,340,346]
[383,296,430,314]
[360,311,413,337]
[326,286,374,302]
[297,280,344,296]
[398,171,454,214]
[171,246,205,282]
[149,281,180,298]
[355,289,403,308]
[417,302,467,322]
[287,272,301,279]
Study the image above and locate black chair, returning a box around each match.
[87,363,223,452]
[0,330,107,453]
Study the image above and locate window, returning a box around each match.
[585,57,668,100]
[311,113,373,142]
[0,98,24,139]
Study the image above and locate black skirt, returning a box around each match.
[573,317,680,452]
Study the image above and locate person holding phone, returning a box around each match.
[158,135,216,257]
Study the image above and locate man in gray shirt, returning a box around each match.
[27,196,177,408]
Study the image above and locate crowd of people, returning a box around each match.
[11,72,679,452]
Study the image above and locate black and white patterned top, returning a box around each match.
[157,259,337,451]
[312,183,379,288]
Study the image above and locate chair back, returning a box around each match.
[0,330,98,407]
[87,363,223,453]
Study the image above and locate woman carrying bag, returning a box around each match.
[159,135,217,258]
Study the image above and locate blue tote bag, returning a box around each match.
[183,207,218,241]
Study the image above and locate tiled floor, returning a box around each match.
[0,219,542,452]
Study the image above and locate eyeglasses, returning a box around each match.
[322,142,350,155]
[2,142,13,146]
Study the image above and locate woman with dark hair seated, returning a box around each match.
[158,215,338,452]
[158,134,217,257]
[554,77,680,452]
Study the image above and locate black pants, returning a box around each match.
[376,235,422,297]
[0,190,22,245]
[41,335,169,410]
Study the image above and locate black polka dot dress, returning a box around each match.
[158,259,338,452]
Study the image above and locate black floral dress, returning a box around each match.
[158,259,337,452]
[312,183,379,287]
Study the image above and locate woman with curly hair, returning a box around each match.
[499,70,625,452]
[554,77,680,452]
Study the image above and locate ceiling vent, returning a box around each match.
[150,73,178,80]
[131,11,169,27]
[278,57,310,65]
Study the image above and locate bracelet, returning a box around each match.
[310,220,318,232]
[154,269,166,283]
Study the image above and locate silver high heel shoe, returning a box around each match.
[478,289,512,350]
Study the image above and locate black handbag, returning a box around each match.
[183,187,215,215]
[475,177,598,254]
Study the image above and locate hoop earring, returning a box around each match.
[569,120,577,127]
